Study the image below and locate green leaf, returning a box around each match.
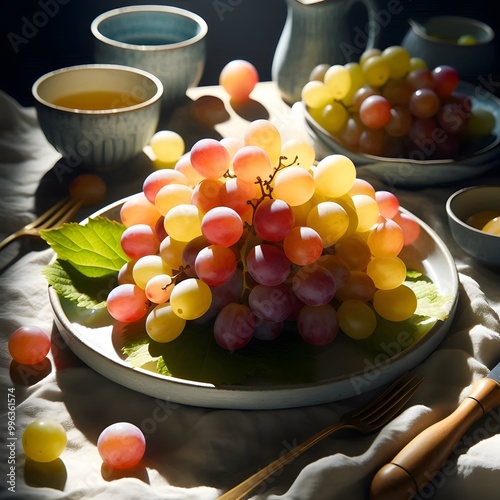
[42,259,117,309]
[40,217,128,278]
[122,322,318,386]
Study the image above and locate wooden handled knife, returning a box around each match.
[370,362,500,500]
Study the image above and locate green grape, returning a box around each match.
[313,154,356,198]
[457,34,476,45]
[362,55,390,87]
[301,80,334,109]
[324,64,352,100]
[342,62,366,107]
[169,278,212,320]
[22,420,67,463]
[466,108,496,137]
[373,284,417,322]
[150,130,185,165]
[306,201,350,247]
[409,57,427,72]
[337,300,376,339]
[381,46,411,79]
[319,101,349,134]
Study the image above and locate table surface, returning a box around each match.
[1,82,500,500]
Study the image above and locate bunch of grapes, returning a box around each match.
[107,119,421,350]
[302,46,495,160]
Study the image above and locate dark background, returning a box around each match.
[1,0,499,107]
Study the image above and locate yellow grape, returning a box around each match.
[366,255,407,290]
[367,218,404,257]
[360,48,381,66]
[244,119,282,167]
[351,194,379,232]
[319,101,349,134]
[313,154,356,198]
[159,236,186,270]
[281,138,316,169]
[337,300,376,339]
[22,420,67,463]
[273,166,315,207]
[146,303,186,342]
[373,284,417,322]
[409,57,427,72]
[324,64,351,100]
[342,62,366,107]
[306,201,349,247]
[301,80,334,109]
[132,255,171,289]
[155,184,193,216]
[362,55,390,87]
[150,130,185,165]
[174,154,205,187]
[334,234,371,271]
[170,278,212,320]
[482,217,500,235]
[381,46,411,79]
[348,178,376,198]
[163,203,204,242]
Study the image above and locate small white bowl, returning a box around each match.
[91,5,208,106]
[446,186,500,267]
[32,64,163,169]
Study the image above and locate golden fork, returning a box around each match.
[0,196,82,251]
[217,372,424,500]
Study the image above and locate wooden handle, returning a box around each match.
[370,378,500,500]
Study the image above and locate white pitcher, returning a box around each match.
[272,0,381,104]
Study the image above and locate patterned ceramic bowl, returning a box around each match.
[32,64,163,169]
[91,5,208,106]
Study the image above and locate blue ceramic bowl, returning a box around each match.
[91,5,208,106]
[446,186,500,268]
[32,64,163,169]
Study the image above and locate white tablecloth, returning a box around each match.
[1,85,500,500]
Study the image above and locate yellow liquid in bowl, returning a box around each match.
[52,90,143,110]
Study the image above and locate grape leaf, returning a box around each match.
[122,322,318,386]
[42,259,117,309]
[40,217,128,278]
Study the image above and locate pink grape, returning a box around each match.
[145,274,174,304]
[120,224,160,260]
[385,105,413,137]
[253,199,294,242]
[336,271,376,302]
[292,265,336,306]
[375,191,400,218]
[283,226,323,266]
[248,284,293,322]
[118,260,135,285]
[190,138,231,179]
[359,95,391,128]
[246,244,291,286]
[214,303,256,350]
[432,65,459,97]
[409,89,440,119]
[392,212,421,246]
[97,422,146,470]
[106,284,150,322]
[317,254,350,290]
[181,235,209,277]
[191,178,223,212]
[232,145,273,183]
[297,304,339,346]
[142,169,188,204]
[194,245,237,286]
[219,177,256,216]
[406,68,435,90]
[174,154,205,187]
[120,193,161,230]
[358,128,387,156]
[201,206,243,247]
[219,59,259,102]
[8,326,50,365]
[352,85,379,111]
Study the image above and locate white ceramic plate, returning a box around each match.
[303,82,500,188]
[49,197,458,409]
